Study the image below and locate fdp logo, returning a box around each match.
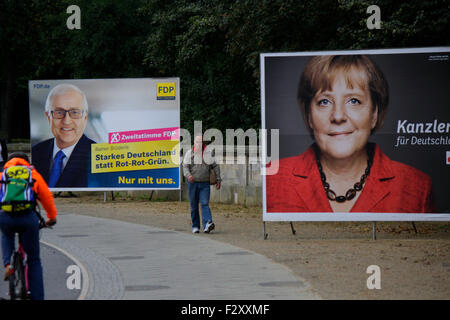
[447,151,450,165]
[156,83,176,100]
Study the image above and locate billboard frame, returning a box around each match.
[261,47,450,223]
[28,77,181,192]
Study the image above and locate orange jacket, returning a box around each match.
[1,157,57,220]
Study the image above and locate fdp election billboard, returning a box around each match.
[29,78,180,191]
[261,47,450,221]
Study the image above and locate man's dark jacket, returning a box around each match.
[0,139,7,163]
[32,134,95,187]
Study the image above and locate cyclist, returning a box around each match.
[0,152,57,300]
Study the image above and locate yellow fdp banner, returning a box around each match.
[91,140,179,173]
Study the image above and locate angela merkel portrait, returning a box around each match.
[266,55,436,213]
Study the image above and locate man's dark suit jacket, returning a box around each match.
[0,138,8,163]
[32,134,95,188]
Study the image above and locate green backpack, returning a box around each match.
[0,165,36,212]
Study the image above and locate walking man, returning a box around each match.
[183,135,221,233]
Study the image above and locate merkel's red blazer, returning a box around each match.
[266,144,436,213]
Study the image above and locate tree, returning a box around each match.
[0,0,151,140]
[140,0,260,134]
[0,0,68,140]
[1,0,449,140]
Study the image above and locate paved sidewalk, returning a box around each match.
[42,212,320,300]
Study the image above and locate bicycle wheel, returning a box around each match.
[7,259,16,300]
[9,252,27,300]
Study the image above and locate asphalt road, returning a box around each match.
[0,242,81,300]
[1,213,319,300]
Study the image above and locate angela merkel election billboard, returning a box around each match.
[29,78,180,191]
[261,47,450,221]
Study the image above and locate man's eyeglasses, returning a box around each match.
[50,109,85,119]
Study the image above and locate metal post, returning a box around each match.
[263,222,268,240]
[179,166,182,202]
[372,222,376,240]
[412,222,418,234]
[290,222,296,235]
[111,191,115,201]
[104,192,106,203]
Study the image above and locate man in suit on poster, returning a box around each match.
[0,138,8,171]
[32,83,95,188]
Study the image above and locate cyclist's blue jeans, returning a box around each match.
[188,181,213,229]
[0,210,44,300]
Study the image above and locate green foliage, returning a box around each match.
[58,0,151,78]
[1,0,449,140]
[334,0,450,49]
[139,0,450,135]
[140,0,260,133]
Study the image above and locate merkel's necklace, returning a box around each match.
[313,144,374,203]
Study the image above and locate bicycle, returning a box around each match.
[6,206,51,300]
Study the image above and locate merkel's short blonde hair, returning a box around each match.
[297,55,389,134]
